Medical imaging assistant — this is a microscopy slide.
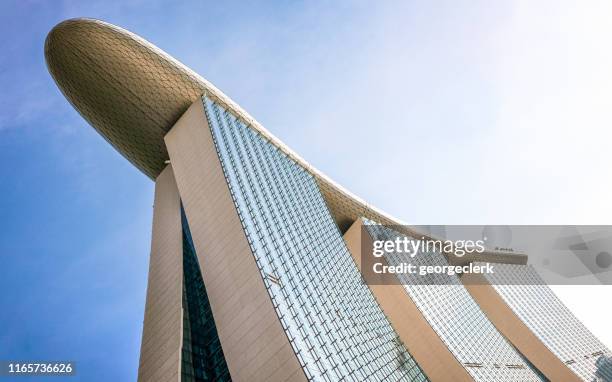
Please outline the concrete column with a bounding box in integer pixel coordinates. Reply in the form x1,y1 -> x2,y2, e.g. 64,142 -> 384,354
138,166 -> 183,382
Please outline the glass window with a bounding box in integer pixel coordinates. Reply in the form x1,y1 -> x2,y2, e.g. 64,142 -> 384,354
202,96 -> 427,382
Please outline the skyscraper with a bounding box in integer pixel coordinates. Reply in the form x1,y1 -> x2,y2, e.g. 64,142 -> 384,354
45,18 -> 611,382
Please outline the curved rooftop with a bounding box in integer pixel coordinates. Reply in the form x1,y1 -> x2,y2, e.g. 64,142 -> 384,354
44,18 -> 404,231
45,18 -> 234,178
44,18 -> 526,263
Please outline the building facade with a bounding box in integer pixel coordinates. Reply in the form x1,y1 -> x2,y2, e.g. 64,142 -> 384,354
45,18 -> 611,382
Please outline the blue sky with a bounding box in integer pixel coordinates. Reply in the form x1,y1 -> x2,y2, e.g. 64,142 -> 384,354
1,1 -> 611,381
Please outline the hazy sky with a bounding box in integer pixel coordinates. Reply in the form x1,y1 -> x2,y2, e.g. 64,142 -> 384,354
1,1 -> 611,380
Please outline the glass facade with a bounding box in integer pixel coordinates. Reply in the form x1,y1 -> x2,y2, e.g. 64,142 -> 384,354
202,96 -> 428,381
364,222 -> 545,382
181,207 -> 231,382
482,263 -> 612,382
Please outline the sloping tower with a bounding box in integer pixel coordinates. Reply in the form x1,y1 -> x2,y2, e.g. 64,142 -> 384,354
45,18 -> 611,382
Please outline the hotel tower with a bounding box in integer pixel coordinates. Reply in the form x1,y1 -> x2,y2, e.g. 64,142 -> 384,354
45,18 -> 611,382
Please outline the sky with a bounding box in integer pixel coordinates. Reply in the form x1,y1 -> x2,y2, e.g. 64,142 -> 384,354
1,0 -> 611,380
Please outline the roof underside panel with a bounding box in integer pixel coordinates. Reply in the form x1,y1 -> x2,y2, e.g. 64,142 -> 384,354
45,19 -> 205,178
44,18 -> 526,265
44,18 -> 414,230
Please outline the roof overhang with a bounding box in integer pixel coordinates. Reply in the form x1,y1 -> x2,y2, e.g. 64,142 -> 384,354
43,18 -> 405,229
45,18 -> 527,263
45,18 -> 237,178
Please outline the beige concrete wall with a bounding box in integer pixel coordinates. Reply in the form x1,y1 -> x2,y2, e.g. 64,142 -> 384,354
343,218 -> 472,382
463,274 -> 581,382
164,99 -> 305,382
137,165 -> 183,382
